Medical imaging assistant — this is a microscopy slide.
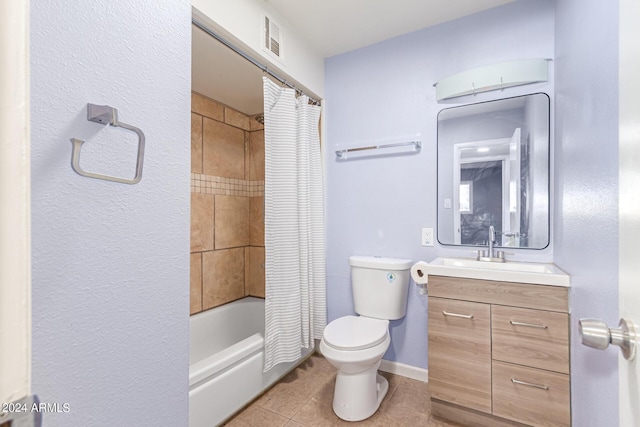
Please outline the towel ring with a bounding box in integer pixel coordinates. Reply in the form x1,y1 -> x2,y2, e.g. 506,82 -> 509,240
70,103 -> 145,185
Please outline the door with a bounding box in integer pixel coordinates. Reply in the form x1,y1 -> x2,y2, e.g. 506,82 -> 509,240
0,0 -> 32,420
507,128 -> 521,247
619,0 -> 640,424
453,138 -> 511,245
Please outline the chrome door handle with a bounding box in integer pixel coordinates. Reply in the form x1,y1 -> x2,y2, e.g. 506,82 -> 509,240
579,318 -> 637,360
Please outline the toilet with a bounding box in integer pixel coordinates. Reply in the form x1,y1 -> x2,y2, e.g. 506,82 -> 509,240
319,255 -> 412,421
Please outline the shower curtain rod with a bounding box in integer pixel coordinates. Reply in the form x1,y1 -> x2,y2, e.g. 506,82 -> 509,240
192,18 -> 321,106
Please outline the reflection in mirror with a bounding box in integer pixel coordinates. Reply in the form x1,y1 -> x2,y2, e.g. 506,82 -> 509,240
437,93 -> 550,249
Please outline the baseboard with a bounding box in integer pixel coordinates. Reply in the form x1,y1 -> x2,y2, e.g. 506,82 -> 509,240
379,359 -> 428,383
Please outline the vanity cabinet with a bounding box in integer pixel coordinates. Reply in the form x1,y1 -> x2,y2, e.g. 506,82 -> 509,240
428,275 -> 570,427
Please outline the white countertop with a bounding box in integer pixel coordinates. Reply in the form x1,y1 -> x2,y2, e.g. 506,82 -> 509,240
421,257 -> 571,287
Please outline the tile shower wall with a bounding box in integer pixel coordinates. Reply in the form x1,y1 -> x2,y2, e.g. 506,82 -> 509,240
190,91 -> 265,314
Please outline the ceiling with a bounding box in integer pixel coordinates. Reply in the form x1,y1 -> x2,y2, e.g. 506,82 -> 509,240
265,0 -> 513,58
192,0 -> 514,116
192,25 -> 266,116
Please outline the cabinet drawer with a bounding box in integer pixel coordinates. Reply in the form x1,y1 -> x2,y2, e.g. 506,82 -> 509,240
428,298 -> 491,414
493,361 -> 570,427
492,306 -> 569,374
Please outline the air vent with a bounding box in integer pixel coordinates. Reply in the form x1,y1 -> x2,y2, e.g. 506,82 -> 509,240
263,15 -> 282,59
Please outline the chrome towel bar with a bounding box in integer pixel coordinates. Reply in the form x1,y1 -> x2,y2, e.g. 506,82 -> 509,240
335,140 -> 421,159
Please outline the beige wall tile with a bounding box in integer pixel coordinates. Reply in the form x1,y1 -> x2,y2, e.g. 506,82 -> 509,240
247,130 -> 265,181
224,107 -> 251,131
202,248 -> 245,309
215,195 -> 249,249
191,193 -> 214,252
245,246 -> 265,298
203,118 -> 245,179
191,113 -> 203,174
190,253 -> 203,315
249,196 -> 264,246
244,132 -> 251,180
192,91 -> 224,121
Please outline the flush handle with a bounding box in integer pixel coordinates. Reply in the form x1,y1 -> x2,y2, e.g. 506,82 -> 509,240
579,317 -> 637,360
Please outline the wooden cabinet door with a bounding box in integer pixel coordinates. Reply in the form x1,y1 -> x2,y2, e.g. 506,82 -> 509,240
428,297 -> 491,413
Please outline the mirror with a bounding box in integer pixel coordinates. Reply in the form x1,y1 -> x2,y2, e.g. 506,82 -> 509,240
437,93 -> 550,249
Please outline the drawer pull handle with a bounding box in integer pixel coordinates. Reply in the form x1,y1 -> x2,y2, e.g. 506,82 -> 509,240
511,378 -> 549,390
510,320 -> 548,329
442,311 -> 474,319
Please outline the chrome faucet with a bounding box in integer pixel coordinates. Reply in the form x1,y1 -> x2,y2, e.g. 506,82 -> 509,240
477,225 -> 506,262
488,225 -> 496,257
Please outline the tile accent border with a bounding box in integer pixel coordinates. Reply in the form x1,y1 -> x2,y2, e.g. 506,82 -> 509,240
191,173 -> 264,197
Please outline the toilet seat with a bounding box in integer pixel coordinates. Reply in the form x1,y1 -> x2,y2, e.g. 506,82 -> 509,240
323,316 -> 389,351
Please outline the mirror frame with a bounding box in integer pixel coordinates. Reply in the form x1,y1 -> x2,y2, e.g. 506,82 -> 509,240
436,92 -> 550,250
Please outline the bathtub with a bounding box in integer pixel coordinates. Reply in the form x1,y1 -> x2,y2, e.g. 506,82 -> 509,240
189,297 -> 312,426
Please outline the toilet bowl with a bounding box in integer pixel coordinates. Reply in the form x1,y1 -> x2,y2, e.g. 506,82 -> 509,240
320,256 -> 412,422
319,315 -> 391,421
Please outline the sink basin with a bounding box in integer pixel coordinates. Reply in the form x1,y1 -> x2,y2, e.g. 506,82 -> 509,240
424,257 -> 570,286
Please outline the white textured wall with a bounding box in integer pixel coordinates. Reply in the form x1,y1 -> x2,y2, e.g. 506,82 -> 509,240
554,1 -> 620,425
30,1 -> 191,426
191,0 -> 325,98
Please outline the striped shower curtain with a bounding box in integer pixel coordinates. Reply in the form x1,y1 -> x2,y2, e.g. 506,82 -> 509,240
262,76 -> 326,372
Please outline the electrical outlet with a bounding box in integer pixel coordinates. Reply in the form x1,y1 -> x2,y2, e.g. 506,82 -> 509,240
421,228 -> 434,247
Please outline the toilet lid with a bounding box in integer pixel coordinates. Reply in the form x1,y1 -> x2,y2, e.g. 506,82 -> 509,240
323,316 -> 389,351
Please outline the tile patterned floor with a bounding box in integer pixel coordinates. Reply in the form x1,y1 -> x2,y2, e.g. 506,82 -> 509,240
223,353 -> 462,427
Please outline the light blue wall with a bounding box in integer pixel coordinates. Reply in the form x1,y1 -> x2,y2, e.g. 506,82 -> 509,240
324,1 -> 555,369
554,1 -> 620,425
30,1 -> 191,426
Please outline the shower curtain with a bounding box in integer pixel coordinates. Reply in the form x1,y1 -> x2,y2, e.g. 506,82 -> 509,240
262,76 -> 326,372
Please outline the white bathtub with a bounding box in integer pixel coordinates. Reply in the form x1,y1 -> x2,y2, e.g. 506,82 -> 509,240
189,297 -> 312,426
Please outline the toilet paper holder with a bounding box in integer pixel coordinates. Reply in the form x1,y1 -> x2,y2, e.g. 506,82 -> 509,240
410,261 -> 430,295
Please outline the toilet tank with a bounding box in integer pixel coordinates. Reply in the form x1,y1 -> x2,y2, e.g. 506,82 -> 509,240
349,256 -> 413,320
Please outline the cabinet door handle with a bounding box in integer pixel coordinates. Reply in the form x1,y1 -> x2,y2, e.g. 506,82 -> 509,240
442,311 -> 474,319
511,378 -> 549,390
510,320 -> 548,329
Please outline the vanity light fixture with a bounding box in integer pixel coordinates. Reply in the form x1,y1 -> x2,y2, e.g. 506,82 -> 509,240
434,58 -> 550,101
